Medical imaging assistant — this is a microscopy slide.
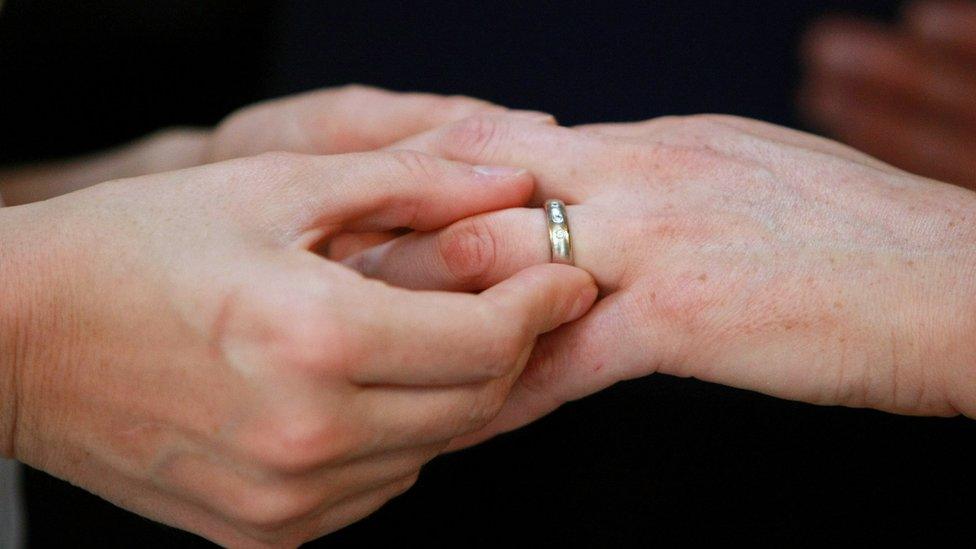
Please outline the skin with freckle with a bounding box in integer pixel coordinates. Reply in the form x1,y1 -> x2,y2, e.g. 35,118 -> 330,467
346,112 -> 976,448
3,81 -> 975,543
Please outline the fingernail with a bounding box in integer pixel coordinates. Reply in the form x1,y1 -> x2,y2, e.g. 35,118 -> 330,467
473,165 -> 527,177
509,110 -> 558,124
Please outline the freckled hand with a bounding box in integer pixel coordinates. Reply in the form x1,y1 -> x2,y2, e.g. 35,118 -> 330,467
346,113 -> 976,447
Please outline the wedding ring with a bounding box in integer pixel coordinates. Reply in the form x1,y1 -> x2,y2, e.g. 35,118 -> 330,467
544,199 -> 573,265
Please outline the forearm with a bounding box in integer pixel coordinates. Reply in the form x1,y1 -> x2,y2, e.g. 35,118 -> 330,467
0,128 -> 210,206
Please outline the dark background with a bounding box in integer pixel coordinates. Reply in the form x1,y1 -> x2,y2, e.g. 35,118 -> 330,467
2,0 -> 973,545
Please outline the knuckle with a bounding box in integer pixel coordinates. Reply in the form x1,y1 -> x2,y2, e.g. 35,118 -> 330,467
213,288 -> 362,382
436,217 -> 498,287
468,384 -> 509,429
392,472 -> 420,496
235,485 -> 319,535
330,84 -> 388,115
141,125 -> 217,164
254,415 -> 357,473
387,149 -> 441,187
475,351 -> 511,382
212,104 -> 255,140
303,85 -> 384,151
443,114 -> 507,159
439,94 -> 499,117
382,150 -> 445,226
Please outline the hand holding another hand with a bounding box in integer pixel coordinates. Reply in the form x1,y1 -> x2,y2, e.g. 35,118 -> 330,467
348,113 -> 976,446
5,79 -> 976,545
0,147 -> 595,546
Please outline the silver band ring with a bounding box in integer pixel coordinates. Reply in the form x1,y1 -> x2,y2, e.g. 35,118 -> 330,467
544,199 -> 573,265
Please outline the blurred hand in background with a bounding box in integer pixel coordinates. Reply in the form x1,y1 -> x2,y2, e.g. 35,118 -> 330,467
800,0 -> 976,189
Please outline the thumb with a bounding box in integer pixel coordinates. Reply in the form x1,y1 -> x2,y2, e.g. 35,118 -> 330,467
446,293 -> 647,451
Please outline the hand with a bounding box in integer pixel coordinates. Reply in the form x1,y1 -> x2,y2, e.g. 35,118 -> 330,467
0,85 -> 548,205
207,85 -> 551,261
0,149 -> 596,546
800,0 -> 976,189
346,113 -> 976,447
206,84 -> 550,160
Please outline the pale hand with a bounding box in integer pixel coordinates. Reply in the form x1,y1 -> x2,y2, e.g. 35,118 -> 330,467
348,113 -> 976,447
0,149 -> 596,546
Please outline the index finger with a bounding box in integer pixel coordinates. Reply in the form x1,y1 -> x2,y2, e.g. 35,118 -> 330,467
386,113 -> 610,203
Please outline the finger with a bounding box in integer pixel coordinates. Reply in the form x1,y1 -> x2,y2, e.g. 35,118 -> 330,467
210,85 -> 522,160
325,231 -> 400,260
386,113 -> 610,203
346,205 -> 626,293
801,18 -> 976,128
904,0 -> 976,57
800,74 -> 976,188
357,381 -> 519,449
248,150 -> 535,238
447,292 -> 668,450
344,263 -> 597,386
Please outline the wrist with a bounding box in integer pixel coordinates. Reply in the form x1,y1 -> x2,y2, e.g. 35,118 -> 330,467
940,259 -> 976,419
0,205 -> 30,458
0,202 -> 65,460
